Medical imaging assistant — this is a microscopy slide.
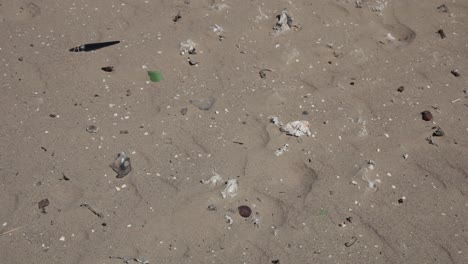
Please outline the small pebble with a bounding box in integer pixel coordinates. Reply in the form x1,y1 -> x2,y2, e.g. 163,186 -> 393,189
432,127 -> 445,137
238,205 -> 252,218
421,111 -> 433,121
207,204 -> 217,211
451,69 -> 460,77
397,86 -> 404,92
101,66 -> 114,72
86,125 -> 99,133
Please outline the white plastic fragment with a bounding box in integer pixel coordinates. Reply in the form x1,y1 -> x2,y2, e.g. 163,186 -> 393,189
179,39 -> 197,55
221,179 -> 238,199
403,153 -> 409,159
280,121 -> 311,137
201,170 -> 223,186
275,144 -> 289,156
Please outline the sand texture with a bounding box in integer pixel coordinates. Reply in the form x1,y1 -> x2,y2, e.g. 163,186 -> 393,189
1,0 -> 467,263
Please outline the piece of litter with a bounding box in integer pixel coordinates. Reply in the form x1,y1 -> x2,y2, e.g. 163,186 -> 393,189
110,152 -> 132,178
221,179 -> 238,199
59,236 -> 65,241
403,154 -> 409,159
275,144 -> 289,156
201,170 -> 223,186
179,39 -> 197,55
280,121 -> 311,137
147,71 -> 163,82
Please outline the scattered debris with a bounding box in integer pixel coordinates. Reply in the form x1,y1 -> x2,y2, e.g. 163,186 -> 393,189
201,170 -> 223,186
426,137 -> 438,147
207,204 -> 217,211
61,173 -> 70,181
180,108 -> 188,115
38,199 -> 50,214
210,24 -> 224,35
273,10 -> 293,35
421,111 -> 433,121
272,260 -> 280,264
179,39 -> 197,55
49,114 -> 57,118
80,203 -> 103,218
86,125 -> 98,133
191,97 -> 215,110
280,121 -> 312,137
209,3 -> 229,11
109,256 -> 149,264
238,205 -> 252,218
274,144 -> 289,156
110,152 -> 132,178
302,111 -> 309,115
437,4 -> 449,13
101,66 -> 114,72
252,216 -> 261,227
436,29 -> 446,39
432,127 -> 445,137
120,130 -> 129,134
0,226 -> 25,237
357,160 -> 379,192
269,116 -> 283,126
221,179 -> 238,199
451,98 -> 461,103
451,69 -> 460,77
403,153 -> 409,159
397,86 -> 405,92
147,71 -> 163,82
187,57 -> 199,66
345,236 -> 358,247
225,215 -> 233,224
69,41 -> 120,52
398,198 -> 404,204
259,68 -> 272,78
173,11 -> 181,22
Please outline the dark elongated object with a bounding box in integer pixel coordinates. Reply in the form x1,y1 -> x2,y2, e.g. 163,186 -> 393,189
69,41 -> 120,52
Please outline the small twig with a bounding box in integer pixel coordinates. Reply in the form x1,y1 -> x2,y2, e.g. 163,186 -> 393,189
80,203 -> 104,218
0,226 -> 25,237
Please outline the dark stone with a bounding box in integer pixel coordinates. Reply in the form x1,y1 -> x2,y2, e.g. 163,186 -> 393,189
238,205 -> 252,218
421,111 -> 433,121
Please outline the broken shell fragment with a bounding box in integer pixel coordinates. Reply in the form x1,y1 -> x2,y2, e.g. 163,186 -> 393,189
221,179 -> 238,199
280,121 -> 311,137
110,152 -> 132,178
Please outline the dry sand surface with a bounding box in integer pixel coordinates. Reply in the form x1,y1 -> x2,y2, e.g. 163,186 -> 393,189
1,0 -> 468,263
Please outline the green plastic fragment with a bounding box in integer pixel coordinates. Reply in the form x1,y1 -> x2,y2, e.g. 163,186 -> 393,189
147,71 -> 163,82
319,209 -> 328,216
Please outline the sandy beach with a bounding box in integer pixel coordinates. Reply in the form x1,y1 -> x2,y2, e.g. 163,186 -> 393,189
1,0 -> 467,263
